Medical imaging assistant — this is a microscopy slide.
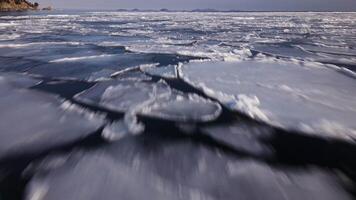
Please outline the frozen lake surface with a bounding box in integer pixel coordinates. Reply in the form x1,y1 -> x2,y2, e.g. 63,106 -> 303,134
0,11 -> 356,200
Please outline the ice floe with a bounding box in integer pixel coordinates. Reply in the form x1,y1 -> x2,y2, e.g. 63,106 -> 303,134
75,80 -> 222,124
179,60 -> 356,140
0,74 -> 103,160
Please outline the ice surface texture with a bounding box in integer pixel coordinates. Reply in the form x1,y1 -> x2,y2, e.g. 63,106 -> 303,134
26,136 -> 352,200
180,60 -> 356,140
1,12 -> 356,79
0,73 -> 103,160
75,80 -> 222,123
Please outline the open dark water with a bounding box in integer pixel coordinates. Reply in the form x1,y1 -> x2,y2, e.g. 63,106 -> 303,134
0,11 -> 356,200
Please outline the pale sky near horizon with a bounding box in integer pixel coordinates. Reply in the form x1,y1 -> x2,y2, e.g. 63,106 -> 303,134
36,0 -> 356,11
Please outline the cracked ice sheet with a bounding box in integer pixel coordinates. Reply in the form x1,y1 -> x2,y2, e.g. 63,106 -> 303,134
74,80 -> 221,123
0,74 -> 103,160
25,137 -> 351,200
179,60 -> 356,140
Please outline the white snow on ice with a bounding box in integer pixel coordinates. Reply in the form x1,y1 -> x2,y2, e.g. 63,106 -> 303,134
179,60 -> 356,140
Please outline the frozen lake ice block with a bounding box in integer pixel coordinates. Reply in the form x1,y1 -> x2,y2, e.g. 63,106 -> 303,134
179,60 -> 356,140
75,80 -> 222,122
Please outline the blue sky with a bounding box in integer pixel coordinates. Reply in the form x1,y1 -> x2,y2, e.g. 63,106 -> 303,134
36,0 -> 356,11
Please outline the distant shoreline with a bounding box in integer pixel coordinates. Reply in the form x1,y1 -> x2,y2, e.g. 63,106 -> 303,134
48,8 -> 356,13
2,7 -> 356,13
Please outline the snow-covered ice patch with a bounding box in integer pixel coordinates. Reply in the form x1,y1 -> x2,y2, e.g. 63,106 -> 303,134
179,60 -> 356,140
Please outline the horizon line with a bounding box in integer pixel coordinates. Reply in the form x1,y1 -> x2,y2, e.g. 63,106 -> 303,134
42,8 -> 356,13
